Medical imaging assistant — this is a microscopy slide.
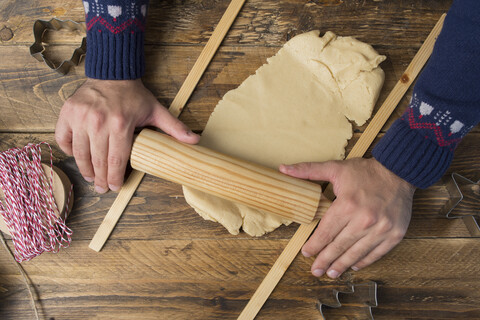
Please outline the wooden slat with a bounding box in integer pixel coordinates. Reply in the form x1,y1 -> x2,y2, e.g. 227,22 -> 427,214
168,0 -> 246,117
238,14 -> 447,320
1,239 -> 480,319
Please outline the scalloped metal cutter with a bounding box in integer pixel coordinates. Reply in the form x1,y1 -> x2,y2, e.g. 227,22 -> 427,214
30,18 -> 86,75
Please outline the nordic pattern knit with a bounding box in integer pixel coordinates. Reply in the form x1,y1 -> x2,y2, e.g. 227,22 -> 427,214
83,1 -> 480,189
372,0 -> 480,188
83,0 -> 149,79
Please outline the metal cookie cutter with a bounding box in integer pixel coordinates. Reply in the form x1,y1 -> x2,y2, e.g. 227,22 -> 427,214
440,173 -> 480,236
318,281 -> 378,319
30,18 -> 86,75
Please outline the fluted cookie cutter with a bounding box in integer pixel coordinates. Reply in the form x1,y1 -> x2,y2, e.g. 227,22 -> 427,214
30,18 -> 86,75
440,173 -> 480,236
317,281 -> 378,319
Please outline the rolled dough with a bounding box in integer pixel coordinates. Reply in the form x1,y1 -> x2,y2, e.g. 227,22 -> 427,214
183,31 -> 386,236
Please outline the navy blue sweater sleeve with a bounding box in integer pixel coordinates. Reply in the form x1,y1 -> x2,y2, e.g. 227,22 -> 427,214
373,0 -> 480,189
83,0 -> 148,79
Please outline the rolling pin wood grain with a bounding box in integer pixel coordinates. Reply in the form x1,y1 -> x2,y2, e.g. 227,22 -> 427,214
130,129 -> 331,225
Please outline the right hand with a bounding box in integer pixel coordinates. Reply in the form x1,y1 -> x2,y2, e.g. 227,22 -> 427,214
55,78 -> 200,193
280,158 -> 415,278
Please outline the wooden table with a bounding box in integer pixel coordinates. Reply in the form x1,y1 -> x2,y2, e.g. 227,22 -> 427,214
1,1 -> 479,319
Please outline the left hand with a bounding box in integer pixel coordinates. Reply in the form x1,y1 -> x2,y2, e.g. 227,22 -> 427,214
55,78 -> 199,193
279,158 -> 416,279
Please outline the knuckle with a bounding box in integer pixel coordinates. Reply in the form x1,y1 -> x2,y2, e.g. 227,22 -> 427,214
110,114 -> 128,133
391,228 -> 406,243
91,156 -> 108,169
318,233 -> 335,247
330,241 -> 347,254
351,246 -> 371,263
108,154 -> 125,168
78,167 -> 93,178
302,162 -> 313,171
359,210 -> 378,229
308,229 -> 334,252
378,219 -> 394,234
55,133 -> 70,146
73,148 -> 90,161
89,110 -> 106,131
342,197 -> 359,213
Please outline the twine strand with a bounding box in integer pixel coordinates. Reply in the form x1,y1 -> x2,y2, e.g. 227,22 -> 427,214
0,142 -> 73,262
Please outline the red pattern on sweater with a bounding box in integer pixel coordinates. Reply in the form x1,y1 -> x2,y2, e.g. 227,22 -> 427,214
406,108 -> 461,148
87,16 -> 145,33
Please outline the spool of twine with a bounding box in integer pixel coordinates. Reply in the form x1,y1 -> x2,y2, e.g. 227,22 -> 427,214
0,142 -> 73,262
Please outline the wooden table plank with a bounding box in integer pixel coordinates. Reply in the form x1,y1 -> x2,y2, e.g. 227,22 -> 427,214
1,239 -> 479,319
2,43 -> 478,133
1,0 -> 451,47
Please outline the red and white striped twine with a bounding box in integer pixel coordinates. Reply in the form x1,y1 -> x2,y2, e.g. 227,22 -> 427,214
0,142 -> 73,262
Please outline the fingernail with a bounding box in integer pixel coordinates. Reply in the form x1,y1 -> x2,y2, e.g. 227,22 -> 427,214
84,176 -> 94,183
109,184 -> 120,192
95,185 -> 107,194
351,266 -> 359,271
327,269 -> 339,279
312,269 -> 324,277
280,164 -> 292,173
302,250 -> 311,258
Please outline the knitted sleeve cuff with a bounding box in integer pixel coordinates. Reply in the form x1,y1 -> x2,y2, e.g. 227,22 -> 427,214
83,0 -> 148,80
372,119 -> 453,189
372,0 -> 480,189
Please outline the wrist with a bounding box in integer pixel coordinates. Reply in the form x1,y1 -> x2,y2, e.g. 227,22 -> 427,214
368,157 -> 416,195
85,77 -> 142,88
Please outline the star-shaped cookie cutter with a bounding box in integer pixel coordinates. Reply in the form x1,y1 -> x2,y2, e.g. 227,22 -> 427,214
317,281 -> 378,319
29,18 -> 86,75
440,173 -> 480,236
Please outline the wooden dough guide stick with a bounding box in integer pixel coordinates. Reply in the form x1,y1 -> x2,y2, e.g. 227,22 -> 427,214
237,13 -> 446,320
89,0 -> 247,252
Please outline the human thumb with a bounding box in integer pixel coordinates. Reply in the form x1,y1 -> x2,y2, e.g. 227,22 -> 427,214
279,161 -> 338,183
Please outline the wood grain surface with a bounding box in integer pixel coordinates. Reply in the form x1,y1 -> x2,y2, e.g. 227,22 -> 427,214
1,0 -> 479,319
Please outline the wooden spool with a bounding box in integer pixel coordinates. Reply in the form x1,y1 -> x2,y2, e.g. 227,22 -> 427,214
0,164 -> 73,235
131,129 -> 332,225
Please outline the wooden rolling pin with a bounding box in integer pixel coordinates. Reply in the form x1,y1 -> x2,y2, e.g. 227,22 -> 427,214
130,129 -> 331,225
